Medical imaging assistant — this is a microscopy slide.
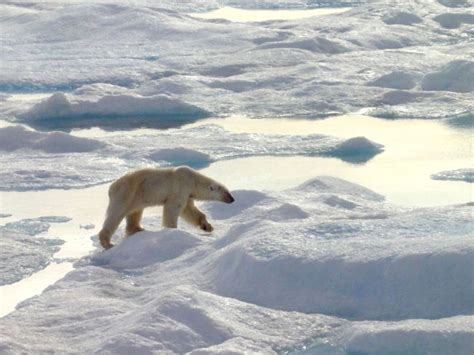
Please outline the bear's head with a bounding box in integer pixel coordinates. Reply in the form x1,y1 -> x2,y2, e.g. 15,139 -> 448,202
208,182 -> 235,204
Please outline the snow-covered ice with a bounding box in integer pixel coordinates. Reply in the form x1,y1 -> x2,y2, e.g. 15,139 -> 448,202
0,227 -> 64,285
0,123 -> 383,191
80,223 -> 96,230
0,125 -> 105,153
432,168 -> 474,183
0,177 -> 472,353
1,0 -> 473,122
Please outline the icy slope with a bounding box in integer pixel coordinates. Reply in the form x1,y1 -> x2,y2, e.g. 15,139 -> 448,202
1,0 -> 473,124
0,124 -> 383,191
0,177 -> 472,353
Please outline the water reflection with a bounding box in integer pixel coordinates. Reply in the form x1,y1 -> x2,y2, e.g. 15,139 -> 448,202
196,115 -> 472,207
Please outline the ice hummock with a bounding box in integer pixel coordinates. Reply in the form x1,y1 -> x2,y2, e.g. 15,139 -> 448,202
0,177 -> 472,353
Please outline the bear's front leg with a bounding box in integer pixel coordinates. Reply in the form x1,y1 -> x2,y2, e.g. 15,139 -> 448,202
181,199 -> 214,232
199,219 -> 214,232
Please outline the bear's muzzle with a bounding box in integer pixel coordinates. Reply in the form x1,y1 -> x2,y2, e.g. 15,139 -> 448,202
224,192 -> 235,204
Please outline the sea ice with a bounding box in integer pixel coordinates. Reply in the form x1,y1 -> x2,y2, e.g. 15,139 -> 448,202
2,216 -> 71,236
0,126 -> 105,153
0,228 -> 64,285
0,177 -> 471,353
0,124 -> 383,191
80,223 -> 95,230
432,168 -> 474,183
1,0 -> 472,122
18,93 -> 210,130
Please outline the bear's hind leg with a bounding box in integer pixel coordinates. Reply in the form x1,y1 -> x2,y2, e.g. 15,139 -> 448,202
126,209 -> 144,237
181,199 -> 213,232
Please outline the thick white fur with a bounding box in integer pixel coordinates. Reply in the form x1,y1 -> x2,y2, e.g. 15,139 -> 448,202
98,166 -> 233,249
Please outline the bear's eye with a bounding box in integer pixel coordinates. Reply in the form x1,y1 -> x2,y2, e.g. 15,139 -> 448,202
210,185 -> 215,191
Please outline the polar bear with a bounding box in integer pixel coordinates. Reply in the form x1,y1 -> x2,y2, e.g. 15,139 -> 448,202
98,166 -> 234,249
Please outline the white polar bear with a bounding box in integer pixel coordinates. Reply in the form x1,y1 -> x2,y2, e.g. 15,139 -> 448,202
98,166 -> 234,249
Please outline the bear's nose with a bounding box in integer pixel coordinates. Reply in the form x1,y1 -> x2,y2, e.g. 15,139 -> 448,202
226,193 -> 235,204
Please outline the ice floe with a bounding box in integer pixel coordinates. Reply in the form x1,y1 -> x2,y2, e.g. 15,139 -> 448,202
0,228 -> 64,285
432,168 -> 474,183
0,124 -> 384,191
0,177 -> 472,353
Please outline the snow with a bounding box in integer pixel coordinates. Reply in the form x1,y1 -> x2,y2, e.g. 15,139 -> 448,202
0,124 -> 384,191
80,223 -> 95,230
382,11 -> 423,25
433,12 -> 474,28
1,0 -> 472,121
445,112 -> 474,128
432,168 -> 474,183
336,316 -> 474,354
0,177 -> 472,353
421,60 -> 474,93
367,71 -> 418,90
18,93 -> 210,129
149,148 -> 213,169
2,216 -> 71,236
325,136 -> 384,163
0,125 -> 105,153
0,227 -> 64,285
91,229 -> 202,269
